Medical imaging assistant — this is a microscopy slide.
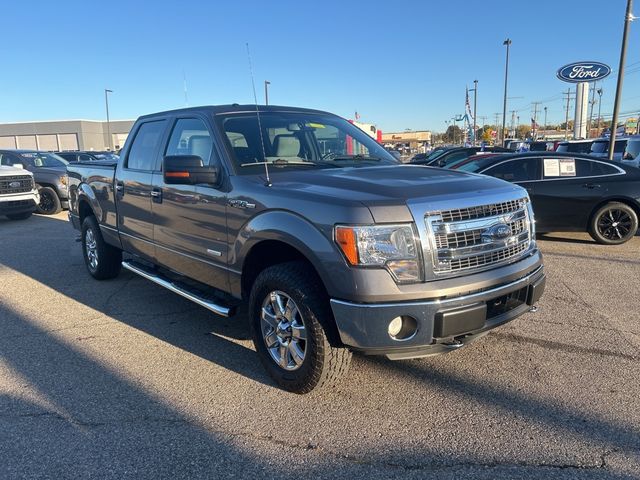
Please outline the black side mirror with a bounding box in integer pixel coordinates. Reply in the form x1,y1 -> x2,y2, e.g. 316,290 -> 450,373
163,155 -> 218,185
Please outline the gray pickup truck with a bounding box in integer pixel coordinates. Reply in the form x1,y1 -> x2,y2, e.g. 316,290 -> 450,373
67,105 -> 545,393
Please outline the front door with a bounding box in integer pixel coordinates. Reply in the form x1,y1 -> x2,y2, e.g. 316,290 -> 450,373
115,119 -> 168,260
151,116 -> 229,291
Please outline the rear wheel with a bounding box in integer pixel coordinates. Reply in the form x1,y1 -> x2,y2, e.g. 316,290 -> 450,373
249,261 -> 351,394
37,186 -> 62,215
6,211 -> 32,220
81,215 -> 122,279
589,202 -> 638,245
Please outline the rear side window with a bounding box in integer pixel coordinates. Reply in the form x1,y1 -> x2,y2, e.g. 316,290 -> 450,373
79,154 -> 93,162
591,140 -> 626,154
624,139 -> 640,160
165,118 -> 215,165
575,159 -> 620,177
484,158 -> 541,182
126,120 -> 166,170
441,151 -> 470,165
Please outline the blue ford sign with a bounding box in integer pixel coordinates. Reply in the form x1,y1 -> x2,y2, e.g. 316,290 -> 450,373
557,61 -> 611,83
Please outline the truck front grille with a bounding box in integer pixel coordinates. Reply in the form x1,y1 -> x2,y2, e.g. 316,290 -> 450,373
425,197 -> 533,277
0,175 -> 34,195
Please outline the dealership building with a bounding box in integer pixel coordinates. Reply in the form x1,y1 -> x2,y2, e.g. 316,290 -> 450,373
381,130 -> 432,152
0,119 -> 135,152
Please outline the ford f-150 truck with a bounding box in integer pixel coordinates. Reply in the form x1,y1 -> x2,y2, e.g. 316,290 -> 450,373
0,164 -> 39,220
67,105 -> 545,393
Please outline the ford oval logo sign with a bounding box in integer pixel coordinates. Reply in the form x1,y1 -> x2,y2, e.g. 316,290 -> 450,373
9,181 -> 21,188
482,224 -> 512,243
557,61 -> 611,83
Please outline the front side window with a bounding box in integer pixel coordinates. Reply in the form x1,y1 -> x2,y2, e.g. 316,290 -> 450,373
216,111 -> 396,174
484,158 -> 541,182
624,139 -> 640,160
165,118 -> 215,165
126,120 -> 166,170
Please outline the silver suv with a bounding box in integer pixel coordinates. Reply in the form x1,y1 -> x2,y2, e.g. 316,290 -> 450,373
621,135 -> 640,168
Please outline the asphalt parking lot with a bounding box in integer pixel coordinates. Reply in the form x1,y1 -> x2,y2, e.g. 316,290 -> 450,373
1,212 -> 638,479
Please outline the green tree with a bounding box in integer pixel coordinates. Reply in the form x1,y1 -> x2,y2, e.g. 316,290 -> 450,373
442,125 -> 463,144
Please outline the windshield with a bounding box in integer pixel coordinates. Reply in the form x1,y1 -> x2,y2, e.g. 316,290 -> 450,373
216,111 -> 397,173
19,152 -> 68,168
426,148 -> 447,161
454,156 -> 501,173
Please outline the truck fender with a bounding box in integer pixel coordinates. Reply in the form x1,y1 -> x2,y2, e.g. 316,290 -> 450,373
77,183 -> 105,224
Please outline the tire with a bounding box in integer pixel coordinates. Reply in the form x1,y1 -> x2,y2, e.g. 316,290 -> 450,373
589,202 -> 638,245
6,211 -> 32,220
249,261 -> 351,394
81,215 -> 122,279
37,186 -> 62,215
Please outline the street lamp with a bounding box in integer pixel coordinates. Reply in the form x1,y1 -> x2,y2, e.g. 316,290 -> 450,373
264,80 -> 271,105
470,80 -> 478,145
543,106 -> 548,137
501,38 -> 511,147
596,88 -> 603,136
104,89 -> 113,151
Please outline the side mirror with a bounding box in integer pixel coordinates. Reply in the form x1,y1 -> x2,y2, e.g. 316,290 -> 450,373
163,155 -> 218,185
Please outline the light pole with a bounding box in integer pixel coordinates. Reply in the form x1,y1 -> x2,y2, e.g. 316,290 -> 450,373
264,80 -> 271,105
471,79 -> 478,145
543,106 -> 547,138
596,88 -> 603,136
501,38 -> 511,147
609,0 -> 634,160
104,89 -> 113,151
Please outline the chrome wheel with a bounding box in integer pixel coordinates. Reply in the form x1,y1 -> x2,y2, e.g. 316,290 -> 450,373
85,228 -> 98,270
260,291 -> 307,371
597,208 -> 633,241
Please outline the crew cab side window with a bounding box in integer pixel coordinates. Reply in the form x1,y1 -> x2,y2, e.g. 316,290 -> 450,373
126,120 -> 166,171
165,118 -> 218,166
575,159 -> 620,177
0,153 -> 23,167
484,158 -> 541,182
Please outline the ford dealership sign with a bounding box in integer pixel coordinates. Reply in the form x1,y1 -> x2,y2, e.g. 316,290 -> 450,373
557,62 -> 611,83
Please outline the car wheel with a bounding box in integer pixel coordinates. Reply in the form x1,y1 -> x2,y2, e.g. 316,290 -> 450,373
81,215 -> 122,279
37,186 -> 62,215
589,202 -> 638,245
249,261 -> 351,394
6,212 -> 32,220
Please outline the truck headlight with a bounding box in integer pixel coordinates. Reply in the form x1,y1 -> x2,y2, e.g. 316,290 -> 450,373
335,224 -> 421,283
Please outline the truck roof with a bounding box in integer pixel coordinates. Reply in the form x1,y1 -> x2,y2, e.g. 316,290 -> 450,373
136,104 -> 333,120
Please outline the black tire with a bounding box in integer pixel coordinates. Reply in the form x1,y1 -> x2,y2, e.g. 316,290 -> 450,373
588,202 -> 638,245
249,261 -> 351,394
81,215 -> 122,279
37,186 -> 62,215
6,211 -> 32,220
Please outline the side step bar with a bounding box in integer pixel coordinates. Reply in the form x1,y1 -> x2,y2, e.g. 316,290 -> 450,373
122,261 -> 234,317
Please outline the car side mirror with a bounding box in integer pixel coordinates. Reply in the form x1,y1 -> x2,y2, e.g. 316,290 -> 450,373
163,155 -> 218,185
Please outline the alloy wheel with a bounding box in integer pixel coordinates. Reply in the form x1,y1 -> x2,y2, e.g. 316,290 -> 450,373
260,291 -> 307,371
597,208 -> 633,241
85,228 -> 99,270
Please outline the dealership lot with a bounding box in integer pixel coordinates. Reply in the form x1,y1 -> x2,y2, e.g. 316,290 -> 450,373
0,213 -> 638,479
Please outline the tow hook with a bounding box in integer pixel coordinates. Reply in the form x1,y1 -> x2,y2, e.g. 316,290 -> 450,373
529,305 -> 539,313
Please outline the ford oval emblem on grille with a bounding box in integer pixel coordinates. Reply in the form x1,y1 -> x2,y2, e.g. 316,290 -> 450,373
9,181 -> 21,188
482,223 -> 512,243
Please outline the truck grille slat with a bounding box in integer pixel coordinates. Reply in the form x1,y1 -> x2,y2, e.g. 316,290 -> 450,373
0,175 -> 34,195
425,197 -> 532,277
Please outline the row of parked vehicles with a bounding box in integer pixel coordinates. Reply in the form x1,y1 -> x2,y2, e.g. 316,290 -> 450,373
0,149 -> 119,219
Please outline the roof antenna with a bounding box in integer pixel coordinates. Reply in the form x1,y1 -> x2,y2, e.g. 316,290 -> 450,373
245,42 -> 271,186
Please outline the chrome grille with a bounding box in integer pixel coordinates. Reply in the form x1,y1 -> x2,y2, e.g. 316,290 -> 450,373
425,197 -> 532,277
0,175 -> 34,195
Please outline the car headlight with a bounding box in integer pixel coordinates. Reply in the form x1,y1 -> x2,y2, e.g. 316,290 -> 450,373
335,224 -> 422,283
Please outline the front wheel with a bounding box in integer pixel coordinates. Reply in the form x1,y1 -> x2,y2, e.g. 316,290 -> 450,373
37,186 -> 62,215
589,202 -> 638,245
249,261 -> 351,394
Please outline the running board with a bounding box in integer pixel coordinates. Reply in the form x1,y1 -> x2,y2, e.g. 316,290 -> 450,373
121,261 -> 234,317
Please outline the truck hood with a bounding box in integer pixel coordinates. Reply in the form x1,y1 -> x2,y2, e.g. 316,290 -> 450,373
0,165 -> 32,176
265,165 -> 525,222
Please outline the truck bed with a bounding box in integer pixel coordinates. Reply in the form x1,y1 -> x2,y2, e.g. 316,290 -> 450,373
67,161 -> 118,234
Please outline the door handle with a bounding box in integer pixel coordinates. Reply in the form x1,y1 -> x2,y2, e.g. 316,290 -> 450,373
115,181 -> 124,195
582,183 -> 601,189
151,188 -> 162,203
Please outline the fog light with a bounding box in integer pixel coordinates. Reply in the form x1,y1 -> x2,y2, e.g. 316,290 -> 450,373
388,316 -> 418,341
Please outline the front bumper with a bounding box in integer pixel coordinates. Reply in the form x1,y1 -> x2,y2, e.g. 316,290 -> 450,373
330,265 -> 545,359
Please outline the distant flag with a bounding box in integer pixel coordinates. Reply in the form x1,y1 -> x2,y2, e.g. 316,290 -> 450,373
465,86 -> 474,122
355,111 -> 361,120
531,118 -> 540,130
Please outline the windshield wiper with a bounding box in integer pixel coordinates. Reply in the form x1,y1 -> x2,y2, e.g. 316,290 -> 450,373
240,159 -> 317,167
323,154 -> 383,162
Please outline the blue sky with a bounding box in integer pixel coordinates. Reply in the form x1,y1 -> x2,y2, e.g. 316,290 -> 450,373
1,0 -> 638,132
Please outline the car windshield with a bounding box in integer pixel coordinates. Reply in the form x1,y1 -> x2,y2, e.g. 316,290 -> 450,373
454,156 -> 503,173
19,152 -> 68,168
426,148 -> 447,161
217,111 -> 398,173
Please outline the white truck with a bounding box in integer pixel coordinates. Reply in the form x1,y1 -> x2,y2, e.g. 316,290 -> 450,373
0,165 -> 39,220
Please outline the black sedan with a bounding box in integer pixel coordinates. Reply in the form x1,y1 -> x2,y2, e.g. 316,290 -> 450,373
413,146 -> 511,168
452,152 -> 640,245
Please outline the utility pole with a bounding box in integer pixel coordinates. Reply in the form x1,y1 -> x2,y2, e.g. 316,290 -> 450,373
494,112 -> 500,144
543,106 -> 548,138
531,102 -> 541,140
264,80 -> 271,105
501,39 -> 512,146
587,82 -> 597,138
563,89 -> 572,140
510,110 -> 516,138
472,79 -> 478,145
596,88 -> 603,136
104,89 -> 113,151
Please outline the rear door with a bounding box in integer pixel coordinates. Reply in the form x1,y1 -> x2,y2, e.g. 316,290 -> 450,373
115,119 -> 168,260
151,115 -> 229,289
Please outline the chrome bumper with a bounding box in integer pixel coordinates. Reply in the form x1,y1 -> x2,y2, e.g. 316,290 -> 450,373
330,265 -> 545,359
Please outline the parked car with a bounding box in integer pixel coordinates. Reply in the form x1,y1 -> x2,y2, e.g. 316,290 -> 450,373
57,151 -> 120,163
452,152 -> 640,244
590,138 -> 628,160
0,150 -> 69,215
444,153 -> 504,170
621,135 -> 640,169
410,146 -> 451,164
555,139 -> 594,154
414,146 -> 511,168
67,104 -> 545,393
0,164 -> 39,220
